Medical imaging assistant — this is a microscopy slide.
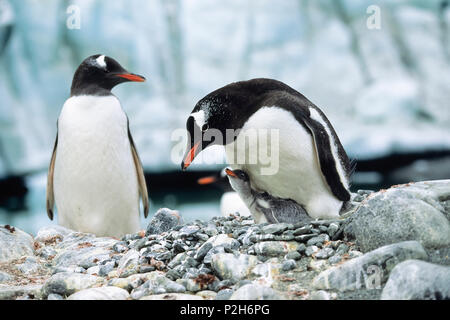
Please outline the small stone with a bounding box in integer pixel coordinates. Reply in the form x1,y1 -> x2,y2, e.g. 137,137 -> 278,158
168,252 -> 187,269
38,247 -> 57,260
328,255 -> 342,265
254,241 -> 299,257
146,208 -> 182,235
293,225 -> 312,236
140,293 -> 204,300
309,259 -> 329,272
305,246 -> 319,257
203,246 -> 226,265
275,234 -> 295,241
310,290 -> 331,300
0,225 -> 34,263
98,261 -> 115,276
206,234 -> 240,250
86,266 -> 100,275
132,238 -> 147,250
42,272 -> 103,298
336,243 -> 349,255
47,293 -> 64,300
139,265 -> 156,273
176,278 -> 202,292
67,287 -> 130,300
296,243 -> 307,254
196,290 -> 217,300
211,253 -> 258,281
194,242 -> 213,261
306,234 -> 330,246
117,249 -> 139,277
230,284 -> 284,300
315,247 -> 334,259
17,257 -> 40,274
35,225 -> 72,243
179,225 -> 201,237
294,234 -> 316,242
193,233 -> 209,242
215,288 -> 234,300
262,223 -> 289,235
285,251 -> 301,261
203,225 -> 219,237
327,223 -> 339,237
282,259 -> 297,271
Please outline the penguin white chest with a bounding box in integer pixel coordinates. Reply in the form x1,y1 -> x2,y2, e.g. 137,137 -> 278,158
225,107 -> 343,219
54,95 -> 140,237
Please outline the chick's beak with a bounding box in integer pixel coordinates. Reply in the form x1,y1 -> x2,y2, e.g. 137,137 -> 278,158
225,168 -> 237,177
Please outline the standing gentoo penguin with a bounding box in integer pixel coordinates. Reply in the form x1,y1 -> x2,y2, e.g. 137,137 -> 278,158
181,78 -> 353,220
224,168 -> 311,224
46,54 -> 149,237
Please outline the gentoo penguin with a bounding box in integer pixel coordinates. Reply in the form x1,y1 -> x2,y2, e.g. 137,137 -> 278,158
181,78 -> 353,220
224,168 -> 311,224
46,54 -> 149,238
197,169 -> 252,217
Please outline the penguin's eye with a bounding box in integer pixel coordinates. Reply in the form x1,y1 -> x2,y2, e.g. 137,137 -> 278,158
201,124 -> 209,132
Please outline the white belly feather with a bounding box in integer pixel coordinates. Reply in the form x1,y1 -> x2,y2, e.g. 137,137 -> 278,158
54,95 -> 140,237
225,107 -> 343,219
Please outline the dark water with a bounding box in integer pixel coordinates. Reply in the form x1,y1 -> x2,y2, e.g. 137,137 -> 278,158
1,154 -> 448,236
0,172 -> 223,236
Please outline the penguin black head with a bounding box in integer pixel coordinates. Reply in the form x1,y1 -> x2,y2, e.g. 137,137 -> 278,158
224,168 -> 252,195
224,168 -> 249,182
181,78 -> 296,170
70,54 -> 145,96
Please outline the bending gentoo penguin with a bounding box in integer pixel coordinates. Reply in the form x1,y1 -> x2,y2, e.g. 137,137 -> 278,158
181,78 -> 353,220
197,169 -> 252,217
46,54 -> 149,237
225,168 -> 311,224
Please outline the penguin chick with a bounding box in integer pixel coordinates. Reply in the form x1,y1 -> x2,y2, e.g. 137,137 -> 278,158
225,168 -> 311,224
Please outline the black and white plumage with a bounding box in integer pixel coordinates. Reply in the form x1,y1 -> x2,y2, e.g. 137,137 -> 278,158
46,54 -> 149,237
225,168 -> 311,224
182,78 -> 353,220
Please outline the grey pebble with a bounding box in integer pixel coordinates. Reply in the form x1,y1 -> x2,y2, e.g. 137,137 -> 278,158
285,251 -> 301,261
215,288 -> 234,300
315,247 -> 335,259
306,234 -> 330,246
282,259 -> 297,271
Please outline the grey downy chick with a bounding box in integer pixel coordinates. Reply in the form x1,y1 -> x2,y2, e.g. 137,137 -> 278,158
225,168 -> 312,224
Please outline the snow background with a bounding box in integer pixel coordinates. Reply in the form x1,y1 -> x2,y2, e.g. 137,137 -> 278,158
0,0 -> 449,176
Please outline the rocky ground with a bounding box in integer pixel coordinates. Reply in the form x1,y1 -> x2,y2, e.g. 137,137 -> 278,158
0,180 -> 449,300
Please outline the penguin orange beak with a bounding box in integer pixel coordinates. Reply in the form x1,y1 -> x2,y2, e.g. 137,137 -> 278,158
115,73 -> 146,82
182,141 -> 201,170
197,175 -> 217,185
225,168 -> 237,177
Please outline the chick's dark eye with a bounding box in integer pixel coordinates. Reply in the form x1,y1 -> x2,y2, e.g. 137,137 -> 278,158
202,124 -> 209,132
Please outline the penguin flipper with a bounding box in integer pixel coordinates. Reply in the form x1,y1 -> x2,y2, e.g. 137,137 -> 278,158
46,134 -> 58,220
299,113 -> 351,202
127,124 -> 149,218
